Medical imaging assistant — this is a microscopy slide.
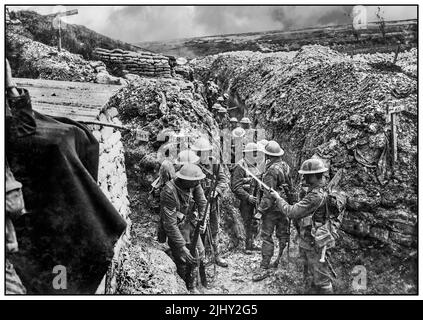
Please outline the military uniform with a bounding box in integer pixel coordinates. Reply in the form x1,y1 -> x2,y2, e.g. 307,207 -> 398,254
199,163 -> 228,261
150,160 -> 176,242
160,179 -> 207,289
231,159 -> 262,250
257,158 -> 294,268
274,181 -> 333,294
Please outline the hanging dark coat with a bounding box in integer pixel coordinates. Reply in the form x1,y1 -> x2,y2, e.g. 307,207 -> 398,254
6,88 -> 126,294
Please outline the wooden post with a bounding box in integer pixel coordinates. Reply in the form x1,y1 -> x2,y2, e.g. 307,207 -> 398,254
387,104 -> 406,165
58,18 -> 62,52
46,9 -> 78,52
391,112 -> 398,162
393,41 -> 401,65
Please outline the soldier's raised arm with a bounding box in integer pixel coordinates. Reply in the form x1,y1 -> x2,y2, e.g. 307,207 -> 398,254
270,187 -> 323,220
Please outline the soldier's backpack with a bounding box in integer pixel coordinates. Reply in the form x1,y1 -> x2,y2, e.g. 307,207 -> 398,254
312,187 -> 347,249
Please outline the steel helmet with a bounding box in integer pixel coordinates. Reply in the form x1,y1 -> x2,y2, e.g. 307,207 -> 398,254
232,127 -> 246,138
223,93 -> 229,99
217,96 -> 224,102
298,158 -> 328,175
212,103 -> 222,110
263,140 -> 284,156
240,117 -> 251,124
176,163 -> 206,181
175,149 -> 200,165
229,117 -> 238,123
218,107 -> 227,114
190,137 -> 213,152
243,142 -> 259,153
257,139 -> 269,151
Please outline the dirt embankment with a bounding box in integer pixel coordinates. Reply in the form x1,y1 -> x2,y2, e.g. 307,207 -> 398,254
189,45 -> 417,293
6,31 -> 124,85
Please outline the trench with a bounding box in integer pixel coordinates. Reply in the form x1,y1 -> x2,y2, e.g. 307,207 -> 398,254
114,48 -> 417,295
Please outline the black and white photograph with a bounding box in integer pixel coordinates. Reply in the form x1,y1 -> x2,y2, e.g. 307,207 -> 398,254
2,2 -> 419,300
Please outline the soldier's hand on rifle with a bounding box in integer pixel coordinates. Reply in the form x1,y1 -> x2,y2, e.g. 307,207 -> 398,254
248,195 -> 257,205
180,246 -> 196,264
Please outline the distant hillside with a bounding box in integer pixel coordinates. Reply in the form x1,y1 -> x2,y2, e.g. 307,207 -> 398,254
137,19 -> 417,59
7,10 -> 140,60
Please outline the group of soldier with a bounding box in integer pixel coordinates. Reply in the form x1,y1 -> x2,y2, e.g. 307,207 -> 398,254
150,107 -> 337,295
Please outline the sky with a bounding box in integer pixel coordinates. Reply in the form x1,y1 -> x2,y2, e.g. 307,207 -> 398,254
9,5 -> 418,43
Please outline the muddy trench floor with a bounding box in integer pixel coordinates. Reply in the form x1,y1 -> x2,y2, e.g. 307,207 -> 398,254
122,189 -> 417,295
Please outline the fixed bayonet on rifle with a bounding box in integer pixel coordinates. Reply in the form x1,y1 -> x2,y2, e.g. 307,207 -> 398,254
240,163 -> 274,193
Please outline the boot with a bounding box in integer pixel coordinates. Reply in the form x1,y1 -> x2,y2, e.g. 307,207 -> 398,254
215,255 -> 228,268
244,238 -> 253,255
213,243 -> 228,267
186,266 -> 201,294
270,242 -> 286,269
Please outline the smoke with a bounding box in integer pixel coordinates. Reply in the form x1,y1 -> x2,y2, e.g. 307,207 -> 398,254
9,5 -> 417,42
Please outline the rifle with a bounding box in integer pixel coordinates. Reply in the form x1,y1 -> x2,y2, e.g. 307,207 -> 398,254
241,161 -> 293,266
187,163 -> 220,283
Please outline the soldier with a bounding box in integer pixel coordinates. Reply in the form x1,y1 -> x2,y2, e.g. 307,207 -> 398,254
190,137 -> 229,267
257,139 -> 269,173
151,150 -> 200,242
205,80 -> 220,108
240,117 -> 252,130
269,158 -> 334,294
5,59 -> 28,294
230,127 -> 246,170
229,117 -> 238,131
160,163 -> 207,294
212,103 -> 222,118
252,141 -> 294,282
217,107 -> 229,129
231,142 -> 264,254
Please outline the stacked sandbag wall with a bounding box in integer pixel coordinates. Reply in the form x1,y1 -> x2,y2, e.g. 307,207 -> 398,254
87,107 -> 131,294
93,47 -> 172,78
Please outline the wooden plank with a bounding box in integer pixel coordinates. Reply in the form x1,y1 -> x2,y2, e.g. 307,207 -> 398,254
14,78 -> 122,122
32,103 -> 101,116
391,113 -> 398,163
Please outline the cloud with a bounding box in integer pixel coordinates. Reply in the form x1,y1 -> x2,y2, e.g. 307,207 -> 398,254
8,5 -> 417,43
